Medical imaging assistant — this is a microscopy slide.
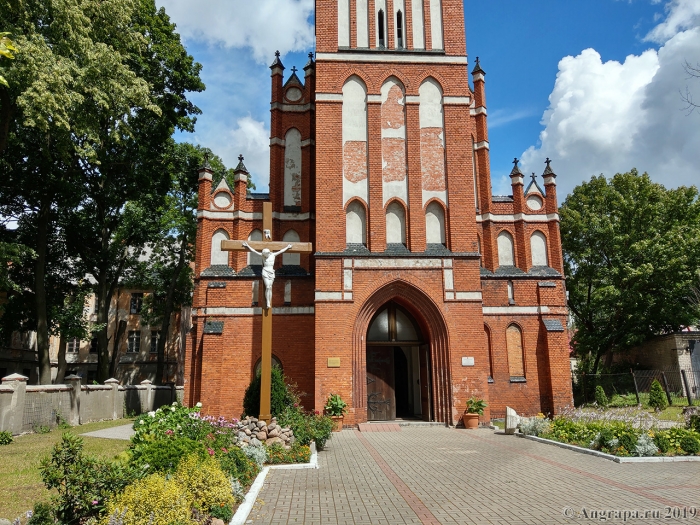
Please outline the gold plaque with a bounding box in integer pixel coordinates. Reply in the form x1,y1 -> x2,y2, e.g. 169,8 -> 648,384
327,357 -> 341,368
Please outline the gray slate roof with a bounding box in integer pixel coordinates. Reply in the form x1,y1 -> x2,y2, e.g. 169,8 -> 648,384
203,321 -> 224,334
543,319 -> 565,332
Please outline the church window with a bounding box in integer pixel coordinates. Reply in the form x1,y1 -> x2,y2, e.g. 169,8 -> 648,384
497,231 -> 515,267
530,231 -> 549,267
346,200 -> 367,245
396,11 -> 404,48
127,330 -> 141,354
368,302 -> 422,342
251,281 -> 259,306
472,138 -> 480,210
282,230 -> 301,265
425,201 -> 446,245
485,326 -> 494,382
248,229 -> 263,265
342,77 -> 368,206
506,324 -> 525,380
419,79 -> 446,203
507,281 -> 515,304
429,0 -> 443,50
284,128 -> 302,209
386,201 -> 406,245
210,229 -> 230,266
381,78 -> 407,205
378,9 -> 386,47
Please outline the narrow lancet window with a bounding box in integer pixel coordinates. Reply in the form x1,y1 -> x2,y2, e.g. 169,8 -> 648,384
397,11 -> 404,48
378,10 -> 386,48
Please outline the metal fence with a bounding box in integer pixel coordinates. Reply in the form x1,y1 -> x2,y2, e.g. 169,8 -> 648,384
575,369 -> 700,407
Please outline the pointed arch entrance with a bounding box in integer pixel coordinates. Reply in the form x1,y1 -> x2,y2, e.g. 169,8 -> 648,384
351,280 -> 452,424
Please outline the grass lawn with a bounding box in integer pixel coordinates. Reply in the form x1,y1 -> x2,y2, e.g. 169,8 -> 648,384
0,419 -> 134,521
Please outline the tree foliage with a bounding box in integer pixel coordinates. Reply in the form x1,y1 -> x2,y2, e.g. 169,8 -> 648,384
560,170 -> 700,373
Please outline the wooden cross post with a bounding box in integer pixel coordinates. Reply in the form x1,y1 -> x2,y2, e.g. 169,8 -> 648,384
221,202 -> 312,422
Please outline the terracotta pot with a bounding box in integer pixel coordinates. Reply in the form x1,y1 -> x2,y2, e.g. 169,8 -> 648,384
462,413 -> 480,429
331,415 -> 344,432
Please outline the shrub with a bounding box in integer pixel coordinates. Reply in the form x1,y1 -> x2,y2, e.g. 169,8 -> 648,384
324,394 -> 348,416
209,504 -> 234,522
218,447 -> 260,487
687,414 -> 700,433
278,406 -> 334,450
266,442 -> 312,464
634,433 -> 659,457
40,433 -> 139,523
594,385 -> 609,407
131,403 -> 209,446
130,437 -> 207,473
519,417 -> 551,437
102,473 -> 193,525
27,502 -> 54,525
648,380 -> 668,411
242,444 -> 268,468
173,454 -> 234,514
680,435 -> 700,455
653,432 -> 671,453
0,430 -> 13,445
616,431 -> 638,455
242,365 -> 295,418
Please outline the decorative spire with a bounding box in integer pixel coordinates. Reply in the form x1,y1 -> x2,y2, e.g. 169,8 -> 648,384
304,51 -> 315,71
234,154 -> 249,174
510,157 -> 523,176
471,56 -> 485,75
200,152 -> 212,171
270,50 -> 284,70
525,172 -> 546,195
543,157 -> 556,177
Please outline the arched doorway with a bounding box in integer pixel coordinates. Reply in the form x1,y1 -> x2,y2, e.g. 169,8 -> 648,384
365,301 -> 432,421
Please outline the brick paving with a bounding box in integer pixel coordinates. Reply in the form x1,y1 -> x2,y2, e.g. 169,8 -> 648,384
250,427 -> 700,525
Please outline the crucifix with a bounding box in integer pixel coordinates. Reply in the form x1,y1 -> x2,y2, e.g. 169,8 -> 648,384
221,200 -> 312,422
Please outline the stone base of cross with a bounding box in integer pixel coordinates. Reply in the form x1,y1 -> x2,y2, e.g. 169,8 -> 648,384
221,201 -> 312,422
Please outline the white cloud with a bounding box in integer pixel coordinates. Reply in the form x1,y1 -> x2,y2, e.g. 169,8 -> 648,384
521,2 -> 700,198
488,108 -> 538,129
645,0 -> 700,43
157,0 -> 315,63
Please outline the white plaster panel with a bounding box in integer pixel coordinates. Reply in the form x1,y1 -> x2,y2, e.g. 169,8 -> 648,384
429,0 -> 443,50
344,292 -> 353,300
252,281 -> 259,304
470,106 -> 487,116
386,202 -> 406,244
282,230 -> 301,265
248,229 -> 263,265
483,306 -> 550,315
285,87 -> 303,102
210,229 -> 229,266
445,291 -> 455,300
346,201 -> 367,244
455,292 -> 482,301
338,0 -> 350,47
383,180 -> 408,206
419,79 -> 443,129
531,231 -> 549,266
284,128 -> 302,208
270,102 -> 314,112
444,96 -> 471,105
422,190 -> 448,208
357,0 -> 369,47
201,307 -> 314,316
354,258 -> 442,268
405,95 -> 420,104
344,259 -> 353,268
343,80 -> 368,142
474,141 -> 490,150
270,137 -> 285,147
443,259 -> 452,267
344,181 -> 368,206
316,292 -> 344,301
473,72 -> 485,82
198,172 -> 212,181
425,201 -> 446,244
284,280 -> 292,304
198,210 -> 313,221
344,269 -> 353,290
497,231 -> 515,267
526,195 -> 543,210
476,212 -> 560,223
411,0 -> 425,49
213,192 -> 232,209
443,268 -> 454,290
316,93 -> 344,102
316,53 -> 466,64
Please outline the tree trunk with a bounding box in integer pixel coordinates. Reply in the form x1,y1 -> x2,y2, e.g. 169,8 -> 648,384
0,87 -> 15,155
155,236 -> 187,385
96,276 -> 111,383
35,200 -> 52,384
55,332 -> 67,384
110,319 -> 127,379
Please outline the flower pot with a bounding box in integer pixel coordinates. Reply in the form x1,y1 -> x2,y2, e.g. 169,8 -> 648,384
462,413 -> 480,429
331,415 -> 344,432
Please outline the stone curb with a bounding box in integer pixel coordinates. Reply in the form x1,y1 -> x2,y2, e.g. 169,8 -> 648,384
516,433 -> 700,463
229,441 -> 318,525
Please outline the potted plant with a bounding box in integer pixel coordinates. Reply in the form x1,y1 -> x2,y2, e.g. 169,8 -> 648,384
324,394 -> 347,432
463,396 -> 487,429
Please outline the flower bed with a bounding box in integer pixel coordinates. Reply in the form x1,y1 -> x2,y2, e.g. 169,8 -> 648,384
520,411 -> 700,458
20,401 -> 332,525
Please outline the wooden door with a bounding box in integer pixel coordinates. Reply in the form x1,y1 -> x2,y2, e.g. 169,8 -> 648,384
419,344 -> 431,421
366,346 -> 395,421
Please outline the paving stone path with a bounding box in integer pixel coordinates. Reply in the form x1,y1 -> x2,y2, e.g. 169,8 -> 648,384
250,427 -> 700,525
81,423 -> 135,441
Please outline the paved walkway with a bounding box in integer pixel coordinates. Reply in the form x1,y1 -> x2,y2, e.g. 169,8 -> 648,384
250,427 -> 700,525
81,423 -> 135,441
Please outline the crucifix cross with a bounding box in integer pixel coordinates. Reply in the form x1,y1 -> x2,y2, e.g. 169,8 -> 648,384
220,201 -> 312,422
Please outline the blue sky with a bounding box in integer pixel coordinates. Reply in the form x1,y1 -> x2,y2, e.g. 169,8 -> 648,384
159,0 -> 700,199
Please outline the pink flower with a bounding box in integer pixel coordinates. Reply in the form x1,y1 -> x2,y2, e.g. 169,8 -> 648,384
165,429 -> 173,435
207,448 -> 215,456
92,500 -> 99,505
314,410 -> 320,415
293,403 -> 298,408
221,447 -> 228,453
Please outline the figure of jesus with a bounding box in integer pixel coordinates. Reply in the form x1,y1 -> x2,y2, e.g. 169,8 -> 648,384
241,242 -> 293,309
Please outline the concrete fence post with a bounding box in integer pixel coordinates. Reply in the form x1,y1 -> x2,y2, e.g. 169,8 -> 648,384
2,373 -> 28,435
140,379 -> 153,413
105,378 -> 120,420
65,375 -> 82,426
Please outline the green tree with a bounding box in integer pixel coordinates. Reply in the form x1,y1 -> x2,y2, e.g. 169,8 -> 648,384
560,170 -> 700,374
0,0 -> 203,383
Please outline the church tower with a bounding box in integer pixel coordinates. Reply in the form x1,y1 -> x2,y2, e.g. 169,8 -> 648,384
185,1 -> 573,425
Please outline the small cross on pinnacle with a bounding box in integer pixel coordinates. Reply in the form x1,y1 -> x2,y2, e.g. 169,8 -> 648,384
238,154 -> 244,162
476,56 -> 480,65
291,66 -> 298,74
275,50 -> 280,58
512,158 -> 519,168
308,52 -> 314,60
531,173 -> 537,181
545,158 -> 551,168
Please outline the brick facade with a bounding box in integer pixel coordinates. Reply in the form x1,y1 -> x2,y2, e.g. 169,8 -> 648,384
185,0 -> 573,424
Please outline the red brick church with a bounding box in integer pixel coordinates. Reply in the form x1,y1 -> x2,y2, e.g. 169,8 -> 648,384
184,0 -> 573,425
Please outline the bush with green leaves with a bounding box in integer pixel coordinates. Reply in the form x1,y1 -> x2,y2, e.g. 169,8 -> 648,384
519,417 -> 551,437
680,434 -> 700,455
130,436 -> 207,473
687,414 -> 700,433
27,503 -> 54,525
266,442 -> 312,464
0,430 -> 13,445
278,405 -> 334,450
39,433 -> 140,523
218,446 -> 260,487
594,385 -> 609,407
242,365 -> 296,418
648,380 -> 668,411
634,433 -> 659,457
